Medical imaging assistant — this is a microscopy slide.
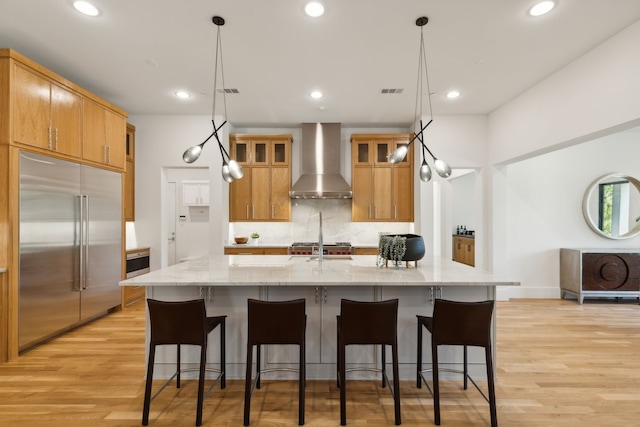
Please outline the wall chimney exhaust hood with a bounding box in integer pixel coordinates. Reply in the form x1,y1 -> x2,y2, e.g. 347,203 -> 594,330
289,123 -> 353,199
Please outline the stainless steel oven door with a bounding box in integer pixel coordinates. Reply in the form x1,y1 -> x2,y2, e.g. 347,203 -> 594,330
126,250 -> 150,278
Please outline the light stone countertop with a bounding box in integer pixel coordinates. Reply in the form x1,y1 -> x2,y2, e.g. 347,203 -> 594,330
119,254 -> 519,288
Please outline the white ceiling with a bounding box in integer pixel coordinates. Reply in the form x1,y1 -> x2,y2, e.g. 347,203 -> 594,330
1,0 -> 640,127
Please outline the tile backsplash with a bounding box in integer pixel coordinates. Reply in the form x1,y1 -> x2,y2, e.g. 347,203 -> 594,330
229,199 -> 412,246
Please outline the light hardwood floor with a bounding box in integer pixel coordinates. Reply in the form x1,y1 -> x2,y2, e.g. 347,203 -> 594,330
0,298 -> 639,426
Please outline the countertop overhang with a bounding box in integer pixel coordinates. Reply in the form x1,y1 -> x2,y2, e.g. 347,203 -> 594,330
119,255 -> 519,288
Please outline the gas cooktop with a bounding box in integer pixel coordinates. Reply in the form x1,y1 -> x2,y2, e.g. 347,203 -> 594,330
289,242 -> 353,255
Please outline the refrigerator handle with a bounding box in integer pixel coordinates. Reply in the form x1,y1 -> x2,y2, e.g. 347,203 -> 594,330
75,195 -> 83,292
83,195 -> 90,290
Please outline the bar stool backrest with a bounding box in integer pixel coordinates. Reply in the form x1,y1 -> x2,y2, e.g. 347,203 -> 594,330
432,299 -> 494,347
147,299 -> 207,346
247,298 -> 306,345
339,299 -> 398,345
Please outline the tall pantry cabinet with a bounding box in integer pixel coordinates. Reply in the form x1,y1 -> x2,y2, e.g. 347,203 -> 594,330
0,49 -> 128,362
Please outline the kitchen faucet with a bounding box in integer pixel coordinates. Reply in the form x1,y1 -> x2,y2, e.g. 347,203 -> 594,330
318,211 -> 323,263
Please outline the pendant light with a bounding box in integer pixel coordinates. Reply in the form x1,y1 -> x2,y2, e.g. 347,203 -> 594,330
389,16 -> 451,182
182,16 -> 243,183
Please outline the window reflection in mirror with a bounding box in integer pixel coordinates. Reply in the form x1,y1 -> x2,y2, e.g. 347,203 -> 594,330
583,174 -> 640,239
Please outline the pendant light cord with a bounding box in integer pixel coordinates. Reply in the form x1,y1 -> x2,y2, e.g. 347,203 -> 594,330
414,27 -> 433,133
212,25 -> 229,122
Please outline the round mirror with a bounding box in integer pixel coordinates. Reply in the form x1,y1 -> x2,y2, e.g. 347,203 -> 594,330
582,173 -> 640,239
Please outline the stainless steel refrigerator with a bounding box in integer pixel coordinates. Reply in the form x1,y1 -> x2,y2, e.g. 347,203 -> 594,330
19,151 -> 122,351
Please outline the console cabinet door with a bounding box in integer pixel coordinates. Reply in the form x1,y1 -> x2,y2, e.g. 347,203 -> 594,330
582,253 -> 640,291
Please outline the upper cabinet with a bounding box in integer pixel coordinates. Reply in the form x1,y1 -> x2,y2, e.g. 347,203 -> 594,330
12,64 -> 82,157
231,135 -> 291,167
1,49 -> 128,172
350,134 -> 414,222
82,99 -> 126,170
183,181 -> 210,206
124,123 -> 135,221
229,134 -> 292,221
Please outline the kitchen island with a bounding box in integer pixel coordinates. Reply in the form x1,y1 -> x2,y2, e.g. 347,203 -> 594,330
120,254 -> 518,380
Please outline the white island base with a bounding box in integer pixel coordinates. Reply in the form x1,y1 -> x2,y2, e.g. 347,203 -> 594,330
122,255 -> 519,381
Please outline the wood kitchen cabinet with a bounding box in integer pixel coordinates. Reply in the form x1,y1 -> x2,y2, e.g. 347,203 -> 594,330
453,235 -> 475,267
0,48 -> 128,362
12,64 -> 82,157
224,247 -> 288,255
82,98 -> 126,170
229,134 -> 292,221
351,134 -> 413,222
124,123 -> 135,221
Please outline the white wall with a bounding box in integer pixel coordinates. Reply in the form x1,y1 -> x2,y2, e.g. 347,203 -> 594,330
128,114 -> 228,269
500,130 -> 640,299
488,20 -> 640,165
488,19 -> 640,299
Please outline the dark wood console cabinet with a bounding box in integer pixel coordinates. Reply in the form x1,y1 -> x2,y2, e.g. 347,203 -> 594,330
560,248 -> 640,304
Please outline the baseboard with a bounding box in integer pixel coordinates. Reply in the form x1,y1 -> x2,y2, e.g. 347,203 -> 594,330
497,286 -> 560,300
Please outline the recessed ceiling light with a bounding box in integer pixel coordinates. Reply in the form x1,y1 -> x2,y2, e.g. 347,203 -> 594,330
175,91 -> 191,99
446,90 -> 460,99
529,1 -> 556,17
73,1 -> 100,17
310,91 -> 323,99
305,2 -> 325,17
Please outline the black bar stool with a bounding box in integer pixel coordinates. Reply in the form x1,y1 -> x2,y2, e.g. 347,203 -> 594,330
417,299 -> 497,427
142,299 -> 226,426
243,298 -> 306,426
337,298 -> 401,425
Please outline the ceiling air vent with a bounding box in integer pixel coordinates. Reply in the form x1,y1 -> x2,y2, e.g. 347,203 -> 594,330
217,88 -> 239,94
381,88 -> 403,94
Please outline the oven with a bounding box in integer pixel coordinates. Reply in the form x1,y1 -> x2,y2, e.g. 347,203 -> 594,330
288,242 -> 353,256
126,249 -> 150,278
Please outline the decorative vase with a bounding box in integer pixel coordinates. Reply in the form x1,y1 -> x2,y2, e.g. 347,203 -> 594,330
250,237 -> 259,246
379,233 -> 425,267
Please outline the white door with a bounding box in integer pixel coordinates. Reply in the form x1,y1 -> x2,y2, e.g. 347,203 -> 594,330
167,182 -> 177,266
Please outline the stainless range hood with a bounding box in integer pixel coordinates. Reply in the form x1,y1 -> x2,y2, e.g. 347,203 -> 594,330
289,123 -> 353,199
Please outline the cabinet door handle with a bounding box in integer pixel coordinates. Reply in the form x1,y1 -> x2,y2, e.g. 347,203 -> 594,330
252,205 -> 255,219
271,205 -> 275,219
107,145 -> 111,163
103,145 -> 107,163
368,205 -> 372,219
394,205 -> 397,219
246,205 -> 249,219
47,127 -> 52,150
55,128 -> 59,151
